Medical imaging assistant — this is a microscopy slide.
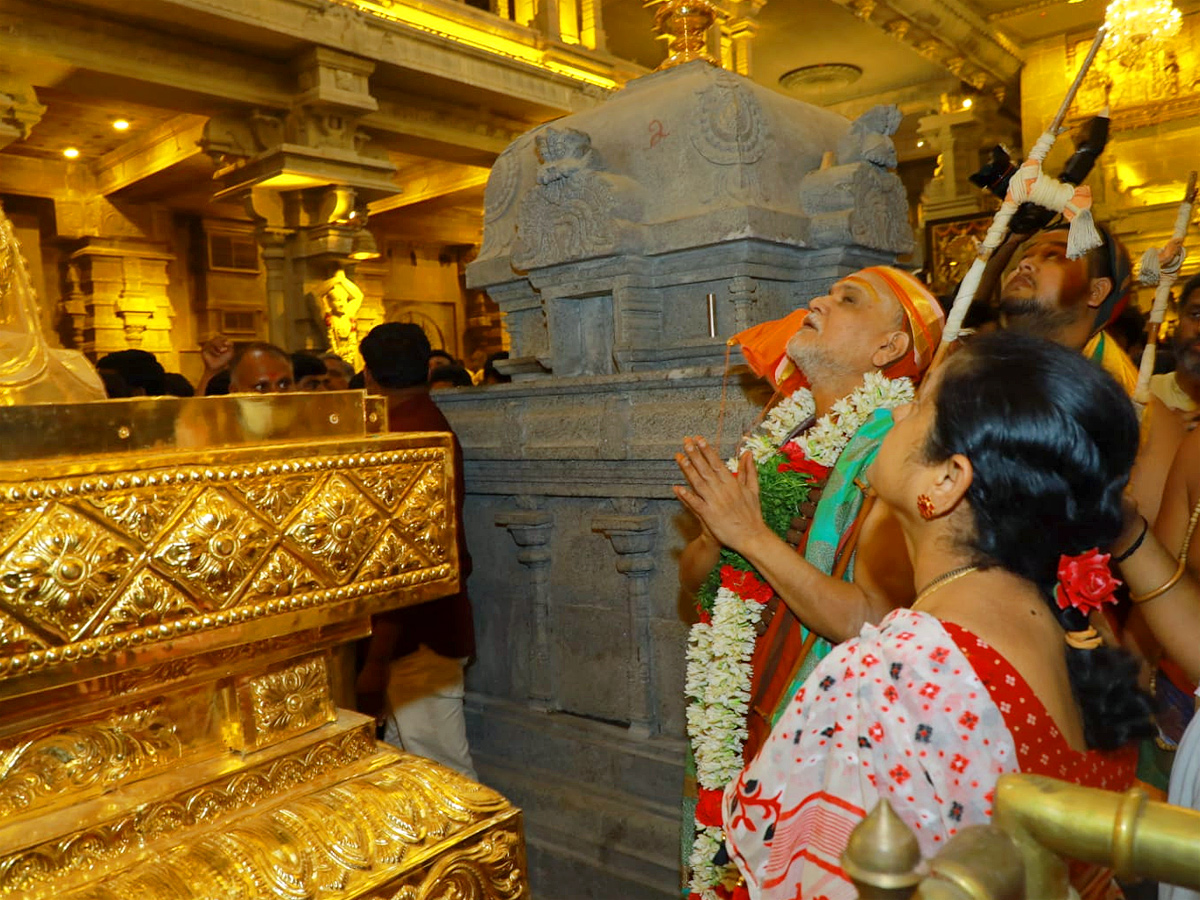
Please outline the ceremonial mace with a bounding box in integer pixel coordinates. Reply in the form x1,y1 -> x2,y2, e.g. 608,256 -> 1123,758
932,26 -> 1109,370
1134,171 -> 1198,405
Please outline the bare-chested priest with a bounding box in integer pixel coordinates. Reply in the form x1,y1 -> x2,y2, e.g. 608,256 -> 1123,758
675,267 -> 945,760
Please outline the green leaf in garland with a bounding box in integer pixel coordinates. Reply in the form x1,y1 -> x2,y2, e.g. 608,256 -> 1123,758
694,454 -> 815,618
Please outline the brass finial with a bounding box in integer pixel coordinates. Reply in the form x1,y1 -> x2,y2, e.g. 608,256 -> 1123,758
653,0 -> 718,70
841,800 -> 926,899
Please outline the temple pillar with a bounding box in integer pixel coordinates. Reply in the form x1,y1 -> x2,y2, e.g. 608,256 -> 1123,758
63,240 -> 176,362
257,227 -> 291,348
918,97 -> 1016,220
592,505 -> 658,738
495,504 -> 556,710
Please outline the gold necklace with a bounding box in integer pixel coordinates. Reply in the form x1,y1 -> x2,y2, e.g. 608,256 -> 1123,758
911,565 -> 981,611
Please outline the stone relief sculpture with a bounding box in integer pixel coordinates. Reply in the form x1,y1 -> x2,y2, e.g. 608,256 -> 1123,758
691,69 -> 770,203
512,127 -> 627,270
799,104 -> 914,253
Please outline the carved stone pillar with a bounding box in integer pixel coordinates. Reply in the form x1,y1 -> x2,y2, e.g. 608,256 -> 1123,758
592,504 -> 658,737
64,240 -> 175,363
257,227 -> 291,348
728,275 -> 758,332
918,101 -> 1015,221
495,504 -> 555,709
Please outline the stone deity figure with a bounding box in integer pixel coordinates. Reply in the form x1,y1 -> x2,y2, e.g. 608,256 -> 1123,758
314,269 -> 365,365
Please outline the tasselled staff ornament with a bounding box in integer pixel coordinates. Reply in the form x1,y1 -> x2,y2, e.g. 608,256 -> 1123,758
935,27 -> 1110,362
1134,171 -> 1198,404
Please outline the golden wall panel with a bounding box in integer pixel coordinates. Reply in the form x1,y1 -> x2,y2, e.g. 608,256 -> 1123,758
235,654 -> 336,751
0,437 -> 458,699
17,745 -> 517,900
0,681 -> 220,822
0,395 -> 527,899
0,721 -> 382,899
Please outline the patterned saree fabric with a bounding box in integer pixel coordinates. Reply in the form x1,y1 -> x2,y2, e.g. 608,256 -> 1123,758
724,609 -> 1136,900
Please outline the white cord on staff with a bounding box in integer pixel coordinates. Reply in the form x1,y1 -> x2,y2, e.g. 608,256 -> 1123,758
939,27 -> 1108,349
1134,172 -> 1198,404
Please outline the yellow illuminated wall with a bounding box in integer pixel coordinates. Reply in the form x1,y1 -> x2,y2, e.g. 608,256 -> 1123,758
1020,13 -> 1200,293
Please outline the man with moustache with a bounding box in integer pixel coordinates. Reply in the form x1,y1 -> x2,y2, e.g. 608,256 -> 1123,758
995,224 -> 1183,523
1151,274 -> 1200,425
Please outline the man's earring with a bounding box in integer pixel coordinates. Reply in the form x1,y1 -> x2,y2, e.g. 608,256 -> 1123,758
917,494 -> 936,521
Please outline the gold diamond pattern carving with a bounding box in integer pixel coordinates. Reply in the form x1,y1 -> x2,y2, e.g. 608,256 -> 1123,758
0,505 -> 136,641
359,527 -> 428,581
351,463 -> 424,512
87,489 -> 185,544
0,608 -> 45,655
0,443 -> 457,668
392,465 -> 450,567
0,505 -> 35,551
98,572 -> 205,634
284,474 -> 385,581
238,654 -> 333,750
153,490 -> 272,606
244,546 -> 324,602
230,475 -> 314,524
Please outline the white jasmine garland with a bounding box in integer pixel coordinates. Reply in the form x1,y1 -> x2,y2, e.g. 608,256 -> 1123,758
729,372 -> 912,470
689,369 -> 915,896
688,825 -> 737,899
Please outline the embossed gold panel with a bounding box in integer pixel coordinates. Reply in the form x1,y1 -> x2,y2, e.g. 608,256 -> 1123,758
234,653 -> 337,751
0,392 -> 528,900
0,436 -> 459,699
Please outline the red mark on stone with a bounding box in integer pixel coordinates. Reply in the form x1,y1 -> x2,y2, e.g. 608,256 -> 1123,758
649,119 -> 669,148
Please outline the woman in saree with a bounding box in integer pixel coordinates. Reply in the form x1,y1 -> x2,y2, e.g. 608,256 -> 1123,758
724,332 -> 1154,900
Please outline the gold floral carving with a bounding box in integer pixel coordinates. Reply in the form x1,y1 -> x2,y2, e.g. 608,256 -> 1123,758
0,701 -> 181,820
98,572 -> 204,634
351,464 -> 422,512
360,528 -> 425,581
387,822 -> 527,900
87,490 -> 185,543
0,506 -> 136,641
0,447 -> 454,678
245,546 -> 322,600
285,474 -> 386,580
230,475 -> 314,524
0,725 -> 380,898
238,655 -> 334,750
154,489 -> 272,603
13,749 -> 519,900
0,608 -> 44,655
393,465 -> 449,567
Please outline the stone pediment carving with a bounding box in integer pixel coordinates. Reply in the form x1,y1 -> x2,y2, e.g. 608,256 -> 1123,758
512,127 -> 638,270
469,61 -> 916,377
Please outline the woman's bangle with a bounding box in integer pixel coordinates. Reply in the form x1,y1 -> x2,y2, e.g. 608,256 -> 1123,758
1132,568 -> 1184,604
1113,516 -> 1149,564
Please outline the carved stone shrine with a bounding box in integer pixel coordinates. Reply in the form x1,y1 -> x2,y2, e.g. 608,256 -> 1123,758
450,59 -> 914,898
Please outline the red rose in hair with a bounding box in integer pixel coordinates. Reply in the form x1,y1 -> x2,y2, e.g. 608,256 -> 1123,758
1055,548 -> 1122,615
730,886 -> 751,900
695,786 -> 725,827
720,566 -> 774,604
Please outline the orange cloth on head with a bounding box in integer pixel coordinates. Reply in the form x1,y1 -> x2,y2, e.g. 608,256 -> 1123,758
733,266 -> 946,394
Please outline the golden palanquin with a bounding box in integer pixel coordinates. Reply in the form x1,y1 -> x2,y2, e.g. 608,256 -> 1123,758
0,391 -> 527,900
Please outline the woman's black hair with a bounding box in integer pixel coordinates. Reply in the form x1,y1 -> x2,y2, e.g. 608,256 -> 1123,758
925,331 -> 1153,751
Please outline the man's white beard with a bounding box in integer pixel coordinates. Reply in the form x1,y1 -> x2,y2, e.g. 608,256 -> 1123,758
787,343 -> 868,385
